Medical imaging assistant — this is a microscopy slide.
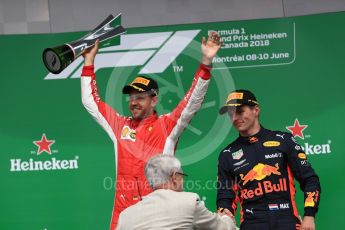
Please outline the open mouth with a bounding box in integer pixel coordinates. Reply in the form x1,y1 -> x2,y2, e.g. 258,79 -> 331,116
131,106 -> 142,111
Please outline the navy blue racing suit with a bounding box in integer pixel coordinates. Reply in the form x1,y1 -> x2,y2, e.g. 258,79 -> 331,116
217,127 -> 321,230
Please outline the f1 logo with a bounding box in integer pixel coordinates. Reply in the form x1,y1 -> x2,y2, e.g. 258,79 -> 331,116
44,30 -> 200,80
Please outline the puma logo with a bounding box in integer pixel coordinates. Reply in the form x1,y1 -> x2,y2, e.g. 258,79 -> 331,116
245,208 -> 254,214
276,134 -> 285,139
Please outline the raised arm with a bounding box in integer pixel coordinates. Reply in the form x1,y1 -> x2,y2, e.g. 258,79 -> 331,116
81,40 -> 126,141
162,33 -> 222,155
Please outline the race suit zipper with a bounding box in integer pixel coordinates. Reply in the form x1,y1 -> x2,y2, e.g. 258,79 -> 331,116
135,176 -> 142,200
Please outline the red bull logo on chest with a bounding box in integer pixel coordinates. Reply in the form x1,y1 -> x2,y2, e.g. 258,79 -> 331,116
240,178 -> 288,199
239,163 -> 287,199
240,163 -> 281,185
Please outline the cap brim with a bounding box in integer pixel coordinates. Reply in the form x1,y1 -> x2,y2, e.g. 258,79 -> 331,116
219,106 -> 228,115
122,85 -> 146,94
219,102 -> 259,114
219,104 -> 242,114
122,85 -> 133,94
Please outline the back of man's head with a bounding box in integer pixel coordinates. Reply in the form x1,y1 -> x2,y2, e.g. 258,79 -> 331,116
145,154 -> 182,189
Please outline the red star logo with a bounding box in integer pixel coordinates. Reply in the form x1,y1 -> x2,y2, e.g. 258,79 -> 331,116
286,119 -> 308,139
33,134 -> 55,155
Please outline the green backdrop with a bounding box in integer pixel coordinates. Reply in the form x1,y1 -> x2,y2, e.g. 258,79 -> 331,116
1,12 -> 344,229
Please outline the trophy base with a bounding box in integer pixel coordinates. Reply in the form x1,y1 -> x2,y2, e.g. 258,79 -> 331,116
43,44 -> 74,74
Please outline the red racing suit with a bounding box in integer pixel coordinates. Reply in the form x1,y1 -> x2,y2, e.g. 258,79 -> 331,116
81,64 -> 212,229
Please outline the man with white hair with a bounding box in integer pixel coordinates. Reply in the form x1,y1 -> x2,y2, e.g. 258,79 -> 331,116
117,155 -> 238,230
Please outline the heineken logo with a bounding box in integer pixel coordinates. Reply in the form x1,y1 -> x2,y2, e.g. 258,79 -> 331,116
10,157 -> 79,172
33,133 -> 55,155
302,141 -> 331,155
10,134 -> 79,172
285,119 -> 332,155
286,118 -> 308,140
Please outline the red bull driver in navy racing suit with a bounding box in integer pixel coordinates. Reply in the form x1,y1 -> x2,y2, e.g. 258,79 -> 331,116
217,90 -> 321,230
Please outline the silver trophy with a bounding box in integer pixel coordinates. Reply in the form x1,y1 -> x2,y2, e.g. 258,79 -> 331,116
43,13 -> 126,74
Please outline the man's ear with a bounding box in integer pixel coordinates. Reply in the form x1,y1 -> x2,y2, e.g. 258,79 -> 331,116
171,172 -> 178,184
254,105 -> 260,117
151,96 -> 158,107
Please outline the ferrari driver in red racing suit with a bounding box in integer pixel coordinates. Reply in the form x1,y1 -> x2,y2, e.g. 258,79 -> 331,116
80,32 -> 222,229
